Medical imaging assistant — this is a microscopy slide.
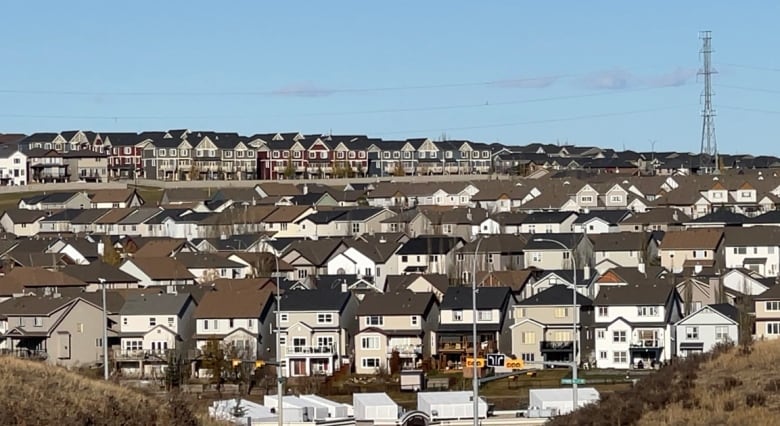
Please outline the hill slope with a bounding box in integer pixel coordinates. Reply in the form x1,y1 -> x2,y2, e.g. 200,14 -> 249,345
0,357 -> 210,426
550,340 -> 780,426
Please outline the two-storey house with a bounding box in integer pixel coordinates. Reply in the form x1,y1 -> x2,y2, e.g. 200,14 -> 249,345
659,229 -> 724,273
590,232 -> 658,274
326,234 -> 403,292
675,304 -> 739,357
511,285 -> 594,368
593,274 -> 682,369
194,280 -> 276,375
455,235 -> 527,284
278,286 -> 358,377
523,233 -> 593,271
0,143 -> 27,186
723,227 -> 780,277
116,292 -> 196,377
353,291 -> 439,374
435,286 -> 515,371
754,285 -> 780,340
392,236 -> 464,276
519,212 -> 578,234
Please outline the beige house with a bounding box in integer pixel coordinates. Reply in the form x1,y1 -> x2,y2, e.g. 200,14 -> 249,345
278,287 -> 358,377
384,274 -> 451,302
353,291 -> 439,374
63,151 -> 109,182
754,285 -> 780,340
0,296 -> 111,367
380,208 -> 433,237
659,229 -> 724,273
511,285 -> 594,369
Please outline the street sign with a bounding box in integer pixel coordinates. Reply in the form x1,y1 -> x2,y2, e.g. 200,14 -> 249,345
487,353 -> 506,367
465,357 -> 485,368
561,378 -> 586,385
504,359 -> 525,370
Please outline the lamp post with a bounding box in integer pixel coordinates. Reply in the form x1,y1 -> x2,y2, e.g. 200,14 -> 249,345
261,237 -> 284,426
532,237 -> 579,411
471,237 -> 484,425
98,277 -> 109,381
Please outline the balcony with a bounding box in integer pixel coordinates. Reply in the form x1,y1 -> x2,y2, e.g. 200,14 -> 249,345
113,349 -> 171,360
285,345 -> 336,356
540,341 -> 574,352
388,344 -> 423,356
630,339 -> 662,349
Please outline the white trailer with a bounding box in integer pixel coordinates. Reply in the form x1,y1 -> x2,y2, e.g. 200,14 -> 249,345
417,391 -> 488,420
299,394 -> 350,419
528,387 -> 600,416
353,392 -> 399,422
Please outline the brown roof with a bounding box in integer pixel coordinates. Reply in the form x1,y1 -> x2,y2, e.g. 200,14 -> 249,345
228,252 -> 295,272
257,182 -> 302,197
0,267 -> 85,295
198,205 -> 277,225
356,290 -> 435,316
589,232 -> 651,252
621,208 -> 689,224
94,208 -> 135,224
125,257 -> 195,280
261,206 -> 310,223
661,229 -> 723,250
195,284 -> 274,319
385,274 -> 451,294
89,189 -> 136,204
132,239 -> 187,258
477,270 -> 534,293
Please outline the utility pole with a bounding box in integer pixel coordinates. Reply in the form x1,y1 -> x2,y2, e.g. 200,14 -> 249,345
698,30 -> 718,174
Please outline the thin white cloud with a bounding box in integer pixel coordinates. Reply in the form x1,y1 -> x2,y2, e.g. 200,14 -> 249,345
491,75 -> 561,89
644,67 -> 697,88
579,69 -> 636,90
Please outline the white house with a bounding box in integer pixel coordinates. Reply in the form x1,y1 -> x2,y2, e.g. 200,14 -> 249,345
326,236 -> 402,292
116,292 -> 196,377
674,304 -> 739,357
0,145 -> 27,186
592,275 -> 683,369
0,209 -> 46,237
391,236 -> 463,276
724,227 -> 780,277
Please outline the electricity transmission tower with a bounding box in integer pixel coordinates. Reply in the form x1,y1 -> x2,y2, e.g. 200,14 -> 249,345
698,30 -> 718,174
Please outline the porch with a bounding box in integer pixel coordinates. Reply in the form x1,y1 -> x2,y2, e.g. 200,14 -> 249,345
436,334 -> 497,370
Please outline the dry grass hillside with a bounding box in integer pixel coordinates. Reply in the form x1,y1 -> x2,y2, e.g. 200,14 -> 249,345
0,357 -> 220,426
550,340 -> 780,426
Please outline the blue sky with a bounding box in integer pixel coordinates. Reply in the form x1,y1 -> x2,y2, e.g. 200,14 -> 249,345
1,1 -> 779,154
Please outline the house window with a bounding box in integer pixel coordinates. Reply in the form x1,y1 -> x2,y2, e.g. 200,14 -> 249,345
317,313 -> 333,324
554,307 -> 568,318
531,252 -> 542,262
122,317 -> 128,326
96,338 -> 103,348
297,269 -> 308,279
599,351 -> 608,360
610,195 -> 622,203
486,253 -> 494,264
715,326 -> 729,341
613,351 -> 628,364
522,332 -> 536,344
308,151 -> 316,159
401,255 -> 408,263
686,327 -> 699,340
456,253 -> 464,262
366,316 -> 383,326
597,330 -> 605,339
580,196 -> 593,203
33,317 -> 43,327
383,152 -> 390,159
352,223 -> 360,234
361,357 -> 381,368
612,330 -> 626,343
228,319 -> 234,328
279,336 -> 286,345
478,310 -> 492,321
149,317 -> 157,327
598,306 -> 608,317
766,301 -> 780,312
393,152 -> 400,159
411,316 -> 419,326
361,336 -> 380,350
521,353 -> 535,362
443,224 -> 453,234
248,319 -> 254,328
637,306 -> 658,317
167,317 -> 174,328
767,323 -> 780,335
272,151 -> 280,159
419,151 -> 426,159
158,149 -> 166,157
203,320 -> 209,330
446,151 -> 453,159
453,310 -> 463,321
280,313 -> 288,323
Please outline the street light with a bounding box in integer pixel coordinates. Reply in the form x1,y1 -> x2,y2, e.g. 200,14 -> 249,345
98,277 -> 109,381
261,237 -> 284,426
532,237 -> 579,411
471,237 -> 484,425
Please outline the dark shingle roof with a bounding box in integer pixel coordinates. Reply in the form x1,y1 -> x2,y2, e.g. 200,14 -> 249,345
120,293 -> 193,316
396,236 -> 463,255
518,285 -> 592,306
280,287 -> 351,312
440,286 -> 512,310
356,291 -> 435,316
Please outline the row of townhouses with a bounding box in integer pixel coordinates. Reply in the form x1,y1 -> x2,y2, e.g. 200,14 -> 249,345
2,130 -> 780,183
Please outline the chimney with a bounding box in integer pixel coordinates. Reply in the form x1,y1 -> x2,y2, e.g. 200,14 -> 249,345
694,264 -> 703,275
637,263 -> 646,275
220,234 -> 228,240
340,280 -> 348,293
97,241 -> 105,257
303,183 -> 308,195
582,265 -> 590,281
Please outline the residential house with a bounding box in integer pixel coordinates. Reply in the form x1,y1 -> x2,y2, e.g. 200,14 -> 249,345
380,208 -> 433,236
278,286 -> 358,377
281,238 -> 347,285
0,209 -> 46,237
353,291 -> 439,374
674,304 -> 739,357
435,286 -> 515,371
659,229 -> 725,273
618,208 -> 689,233
296,208 -> 394,238
723,227 -> 780,277
384,274 -> 451,302
511,285 -> 594,368
593,276 -> 682,369
26,149 -> 69,183
754,285 -> 780,340
116,292 -> 196,377
455,235 -> 527,284
523,268 -> 597,300
0,296 -> 110,367
61,261 -> 140,290
18,191 -> 91,211
392,236 -> 464,276
519,212 -> 578,234
0,143 -> 27,186
62,150 -> 108,182
172,252 -> 248,282
194,280 -> 276,376
89,189 -> 144,209
119,257 -> 197,287
571,210 -> 631,234
590,232 -> 658,274
523,233 -> 594,271
326,234 -> 403,292
103,132 -> 144,179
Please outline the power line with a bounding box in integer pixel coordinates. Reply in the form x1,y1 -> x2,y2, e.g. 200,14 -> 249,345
718,84 -> 780,95
720,63 -> 780,73
373,105 -> 693,136
720,105 -> 780,115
